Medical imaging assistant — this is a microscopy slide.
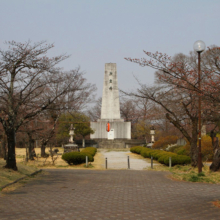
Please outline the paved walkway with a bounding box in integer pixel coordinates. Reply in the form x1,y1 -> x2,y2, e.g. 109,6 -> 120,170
1,169 -> 220,220
101,150 -> 154,170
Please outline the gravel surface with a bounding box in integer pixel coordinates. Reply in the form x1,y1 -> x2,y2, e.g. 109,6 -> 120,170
101,150 -> 154,170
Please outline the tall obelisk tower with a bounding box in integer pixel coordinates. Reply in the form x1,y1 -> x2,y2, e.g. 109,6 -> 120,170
101,63 -> 122,121
90,63 -> 131,140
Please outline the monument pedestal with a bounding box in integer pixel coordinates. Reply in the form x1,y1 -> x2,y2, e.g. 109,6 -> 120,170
63,143 -> 79,153
91,120 -> 131,139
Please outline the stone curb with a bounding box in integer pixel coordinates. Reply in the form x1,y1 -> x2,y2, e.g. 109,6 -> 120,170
0,169 -> 42,190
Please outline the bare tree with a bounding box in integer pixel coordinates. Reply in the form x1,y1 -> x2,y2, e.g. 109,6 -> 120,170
86,98 -> 102,121
120,97 -> 138,122
125,48 -> 220,169
0,40 -> 96,170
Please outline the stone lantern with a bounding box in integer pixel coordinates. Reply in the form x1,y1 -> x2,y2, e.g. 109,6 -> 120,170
150,126 -> 156,143
63,124 -> 79,153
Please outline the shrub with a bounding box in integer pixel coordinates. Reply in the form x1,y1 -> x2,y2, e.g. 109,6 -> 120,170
140,148 -> 154,158
152,136 -> 178,149
130,146 -> 143,154
130,146 -> 191,166
62,147 -> 97,165
176,148 -> 187,156
62,152 -> 87,165
163,155 -> 191,166
150,150 -> 167,160
157,152 -> 176,164
81,147 -> 97,157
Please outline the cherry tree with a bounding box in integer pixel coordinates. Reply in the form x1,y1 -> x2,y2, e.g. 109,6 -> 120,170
125,51 -> 218,167
0,40 -> 95,170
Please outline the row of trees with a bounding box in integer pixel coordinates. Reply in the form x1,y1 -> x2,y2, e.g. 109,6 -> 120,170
2,40 -> 219,171
0,40 -> 96,170
87,96 -> 180,142
125,45 -> 220,171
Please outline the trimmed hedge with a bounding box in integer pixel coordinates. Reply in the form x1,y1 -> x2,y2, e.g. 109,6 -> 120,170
62,147 -> 97,165
81,147 -> 97,157
130,146 -> 191,166
130,146 -> 143,154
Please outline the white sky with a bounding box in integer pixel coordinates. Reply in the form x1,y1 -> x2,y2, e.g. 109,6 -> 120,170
0,0 -> 220,99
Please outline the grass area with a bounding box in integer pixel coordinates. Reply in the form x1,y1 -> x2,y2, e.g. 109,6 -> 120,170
83,163 -> 94,168
0,145 -> 99,191
16,147 -> 68,168
0,158 -> 39,190
14,147 -> 101,169
152,163 -> 220,184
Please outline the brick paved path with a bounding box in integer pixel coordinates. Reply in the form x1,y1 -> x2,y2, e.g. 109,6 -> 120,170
1,169 -> 220,220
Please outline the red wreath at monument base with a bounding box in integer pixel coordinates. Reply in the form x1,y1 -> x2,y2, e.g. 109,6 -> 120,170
106,122 -> 110,132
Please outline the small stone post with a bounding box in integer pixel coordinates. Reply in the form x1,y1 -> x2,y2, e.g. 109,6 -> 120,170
128,156 -> 130,169
86,156 -> 88,168
151,156 -> 153,169
105,157 -> 107,169
169,157 -> 172,168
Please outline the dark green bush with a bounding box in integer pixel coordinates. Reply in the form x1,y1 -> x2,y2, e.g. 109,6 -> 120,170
167,145 -> 182,153
130,146 -> 143,154
176,148 -> 187,155
140,148 -> 154,158
150,150 -> 168,160
163,155 -> 191,166
81,152 -> 94,162
81,147 -> 97,157
167,145 -> 189,156
62,152 -> 87,165
157,153 -> 176,164
62,147 -> 97,165
130,146 -> 191,166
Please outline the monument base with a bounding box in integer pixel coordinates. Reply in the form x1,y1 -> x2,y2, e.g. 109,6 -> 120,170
90,121 -> 131,139
63,143 -> 79,153
90,139 -> 146,149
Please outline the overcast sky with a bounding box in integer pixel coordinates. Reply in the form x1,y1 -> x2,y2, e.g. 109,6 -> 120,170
0,0 -> 220,99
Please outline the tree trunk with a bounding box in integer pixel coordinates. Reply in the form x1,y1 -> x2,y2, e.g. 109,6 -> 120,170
41,143 -> 46,157
27,132 -> 35,160
25,143 -> 28,162
3,134 -> 7,160
0,142 -> 4,158
0,141 -> 6,158
0,134 -> 7,160
28,137 -> 35,160
190,120 -> 198,167
40,115 -> 59,157
210,137 -> 220,171
4,129 -> 17,170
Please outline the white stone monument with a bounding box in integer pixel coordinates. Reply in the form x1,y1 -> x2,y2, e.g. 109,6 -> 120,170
90,63 -> 131,140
